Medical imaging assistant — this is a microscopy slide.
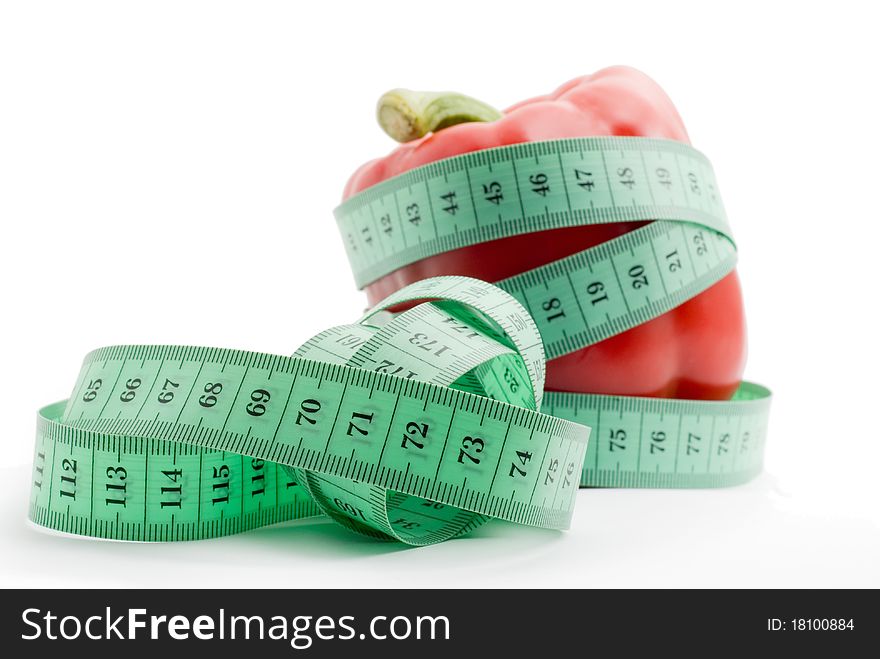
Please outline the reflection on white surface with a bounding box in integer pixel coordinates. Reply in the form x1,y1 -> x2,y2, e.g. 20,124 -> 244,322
3,466 -> 877,588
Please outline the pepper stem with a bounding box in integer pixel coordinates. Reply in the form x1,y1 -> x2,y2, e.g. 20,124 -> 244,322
377,89 -> 503,143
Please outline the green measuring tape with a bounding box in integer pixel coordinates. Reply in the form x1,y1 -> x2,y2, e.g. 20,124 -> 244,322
30,278 -> 588,546
335,136 -> 772,488
29,136 -> 772,548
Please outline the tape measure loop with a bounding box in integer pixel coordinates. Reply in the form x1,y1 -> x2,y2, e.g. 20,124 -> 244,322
292,277 -> 553,544
335,137 -> 772,491
30,138 -> 774,547
30,278 -> 589,545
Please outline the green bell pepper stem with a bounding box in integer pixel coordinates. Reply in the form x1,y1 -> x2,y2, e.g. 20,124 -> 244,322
377,89 -> 503,143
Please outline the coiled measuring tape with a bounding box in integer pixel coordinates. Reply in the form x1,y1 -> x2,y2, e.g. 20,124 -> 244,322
335,136 -> 772,488
30,277 -> 589,545
29,137 -> 772,547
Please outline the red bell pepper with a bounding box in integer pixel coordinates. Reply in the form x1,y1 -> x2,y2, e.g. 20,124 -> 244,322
342,66 -> 746,400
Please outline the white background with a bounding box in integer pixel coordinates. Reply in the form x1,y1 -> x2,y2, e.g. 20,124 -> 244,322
1,0 -> 878,588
